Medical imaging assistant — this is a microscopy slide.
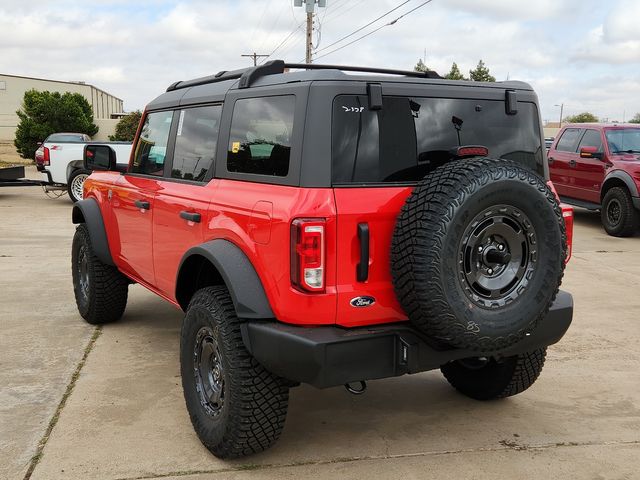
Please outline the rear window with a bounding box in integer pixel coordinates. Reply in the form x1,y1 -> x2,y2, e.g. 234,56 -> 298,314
46,133 -> 87,142
227,96 -> 295,177
555,128 -> 582,152
332,95 -> 543,184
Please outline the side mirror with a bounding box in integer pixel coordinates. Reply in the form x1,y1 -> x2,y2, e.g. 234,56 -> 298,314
84,144 -> 117,171
580,146 -> 603,159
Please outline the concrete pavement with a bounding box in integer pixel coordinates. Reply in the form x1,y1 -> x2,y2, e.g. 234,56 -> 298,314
2,174 -> 639,479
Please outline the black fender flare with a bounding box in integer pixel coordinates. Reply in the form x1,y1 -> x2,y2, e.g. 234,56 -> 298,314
177,240 -> 274,319
71,198 -> 114,266
602,170 -> 639,199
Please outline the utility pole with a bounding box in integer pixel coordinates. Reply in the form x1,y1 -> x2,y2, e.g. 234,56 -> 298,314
241,52 -> 269,66
555,103 -> 564,126
294,0 -> 327,63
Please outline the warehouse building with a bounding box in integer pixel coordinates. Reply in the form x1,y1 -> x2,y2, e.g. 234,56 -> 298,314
0,73 -> 125,142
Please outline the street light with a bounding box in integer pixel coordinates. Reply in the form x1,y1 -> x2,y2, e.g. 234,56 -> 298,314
554,103 -> 564,126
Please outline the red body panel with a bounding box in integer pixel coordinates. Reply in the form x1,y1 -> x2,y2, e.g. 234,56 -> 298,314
334,187 -> 411,327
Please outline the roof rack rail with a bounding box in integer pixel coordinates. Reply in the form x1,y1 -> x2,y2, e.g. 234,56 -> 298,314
166,60 -> 441,92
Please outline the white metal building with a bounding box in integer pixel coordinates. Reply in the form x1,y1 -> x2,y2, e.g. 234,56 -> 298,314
0,74 -> 124,142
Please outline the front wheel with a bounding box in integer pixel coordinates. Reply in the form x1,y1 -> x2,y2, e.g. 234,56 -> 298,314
67,169 -> 90,203
180,286 -> 290,459
440,348 -> 546,400
71,224 -> 128,324
601,187 -> 639,237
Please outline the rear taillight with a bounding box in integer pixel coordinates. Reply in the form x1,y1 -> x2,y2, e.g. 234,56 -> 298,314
42,147 -> 50,166
291,218 -> 325,292
547,180 -> 573,264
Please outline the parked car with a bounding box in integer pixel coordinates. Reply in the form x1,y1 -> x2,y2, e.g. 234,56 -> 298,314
35,132 -> 132,202
545,137 -> 554,152
70,61 -> 574,458
549,123 -> 640,236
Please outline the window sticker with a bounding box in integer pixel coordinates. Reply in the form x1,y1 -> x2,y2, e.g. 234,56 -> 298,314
231,141 -> 240,153
177,110 -> 185,136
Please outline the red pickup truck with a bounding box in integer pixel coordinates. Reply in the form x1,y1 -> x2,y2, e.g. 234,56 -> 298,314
548,123 -> 640,236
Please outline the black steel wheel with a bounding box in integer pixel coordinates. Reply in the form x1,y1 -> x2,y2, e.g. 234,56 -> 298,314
460,205 -> 536,308
180,286 -> 290,459
601,187 -> 638,237
392,158 -> 566,351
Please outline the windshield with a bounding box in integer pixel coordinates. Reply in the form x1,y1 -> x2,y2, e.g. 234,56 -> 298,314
605,128 -> 640,153
46,133 -> 87,142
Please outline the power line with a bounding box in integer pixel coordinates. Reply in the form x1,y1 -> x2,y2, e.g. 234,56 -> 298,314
314,0 -> 435,62
260,22 -> 306,64
313,0 -> 412,55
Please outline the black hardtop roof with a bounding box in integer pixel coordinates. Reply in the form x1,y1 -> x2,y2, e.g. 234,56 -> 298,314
146,60 -> 533,110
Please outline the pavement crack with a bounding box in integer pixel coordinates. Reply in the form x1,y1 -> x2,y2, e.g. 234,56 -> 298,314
22,326 -> 102,480
114,439 -> 640,480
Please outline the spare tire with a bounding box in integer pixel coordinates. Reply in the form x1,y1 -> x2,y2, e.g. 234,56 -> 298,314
391,158 -> 566,351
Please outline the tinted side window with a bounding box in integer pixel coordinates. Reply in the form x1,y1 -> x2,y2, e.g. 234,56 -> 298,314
332,95 -> 543,184
131,110 -> 173,176
227,96 -> 295,177
577,129 -> 602,152
556,128 -> 582,152
171,105 -> 221,181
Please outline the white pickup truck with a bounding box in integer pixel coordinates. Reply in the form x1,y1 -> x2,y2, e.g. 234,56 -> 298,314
35,133 -> 132,202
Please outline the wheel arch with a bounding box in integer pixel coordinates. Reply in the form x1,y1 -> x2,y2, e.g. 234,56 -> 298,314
66,159 -> 85,182
176,240 -> 274,319
601,170 -> 639,202
71,198 -> 114,266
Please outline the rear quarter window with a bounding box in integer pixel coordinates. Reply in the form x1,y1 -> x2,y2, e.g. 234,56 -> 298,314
226,96 -> 295,177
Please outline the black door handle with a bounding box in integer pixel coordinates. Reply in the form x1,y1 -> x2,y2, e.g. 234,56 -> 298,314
357,223 -> 369,282
134,199 -> 150,210
548,157 -> 555,164
180,211 -> 201,223
569,159 -> 577,167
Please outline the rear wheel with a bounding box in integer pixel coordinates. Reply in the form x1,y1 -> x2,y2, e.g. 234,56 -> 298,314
180,286 -> 290,458
601,187 -> 638,237
67,169 -> 90,203
441,348 -> 546,400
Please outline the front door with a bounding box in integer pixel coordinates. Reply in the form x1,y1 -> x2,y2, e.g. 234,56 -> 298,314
111,109 -> 174,286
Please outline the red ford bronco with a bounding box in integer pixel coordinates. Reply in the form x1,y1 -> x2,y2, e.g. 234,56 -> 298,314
71,61 -> 574,458
549,123 -> 640,236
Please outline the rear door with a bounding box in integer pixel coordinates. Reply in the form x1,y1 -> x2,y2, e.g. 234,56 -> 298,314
549,127 -> 583,198
111,109 -> 173,285
152,104 -> 222,299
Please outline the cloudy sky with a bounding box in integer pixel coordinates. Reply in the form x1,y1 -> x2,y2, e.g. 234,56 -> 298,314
1,0 -> 638,123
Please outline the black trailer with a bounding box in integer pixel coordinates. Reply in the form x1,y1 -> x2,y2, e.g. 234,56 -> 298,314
0,166 -> 45,187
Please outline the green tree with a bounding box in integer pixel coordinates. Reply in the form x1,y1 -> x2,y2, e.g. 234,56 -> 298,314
109,110 -> 142,141
14,90 -> 99,159
565,112 -> 599,123
414,59 -> 429,72
469,60 -> 496,82
628,113 -> 640,124
445,62 -> 466,80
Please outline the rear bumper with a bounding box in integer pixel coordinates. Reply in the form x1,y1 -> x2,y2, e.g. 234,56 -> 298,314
242,290 -> 573,389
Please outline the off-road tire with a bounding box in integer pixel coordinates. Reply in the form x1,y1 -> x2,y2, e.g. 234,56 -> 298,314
601,187 -> 639,237
441,348 -> 547,400
180,286 -> 290,459
391,158 -> 566,351
71,224 -> 128,324
67,168 -> 90,203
